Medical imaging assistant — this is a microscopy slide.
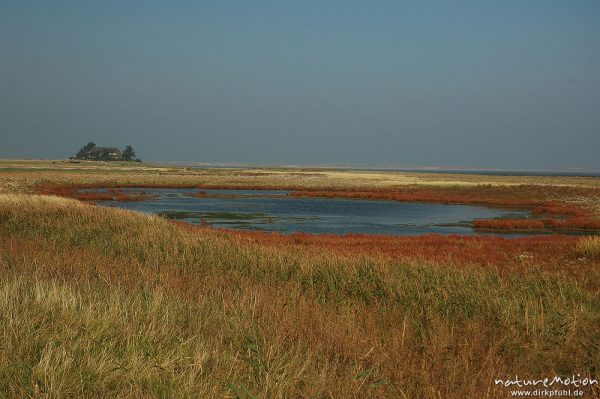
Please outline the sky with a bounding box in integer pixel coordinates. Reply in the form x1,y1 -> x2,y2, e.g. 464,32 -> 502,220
1,1 -> 599,169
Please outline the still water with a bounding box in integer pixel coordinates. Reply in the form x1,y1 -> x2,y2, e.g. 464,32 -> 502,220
91,188 -> 535,236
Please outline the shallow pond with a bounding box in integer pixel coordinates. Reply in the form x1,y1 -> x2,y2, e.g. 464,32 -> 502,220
90,188 -> 536,236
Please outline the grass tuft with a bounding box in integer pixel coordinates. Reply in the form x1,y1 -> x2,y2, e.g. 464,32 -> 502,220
577,236 -> 600,259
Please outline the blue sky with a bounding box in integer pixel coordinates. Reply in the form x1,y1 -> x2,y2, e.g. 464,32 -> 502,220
1,1 -> 599,169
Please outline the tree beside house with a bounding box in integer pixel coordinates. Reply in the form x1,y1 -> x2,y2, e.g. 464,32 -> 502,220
122,145 -> 136,161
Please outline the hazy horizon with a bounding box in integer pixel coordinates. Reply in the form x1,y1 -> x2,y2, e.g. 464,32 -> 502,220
2,1 -> 599,170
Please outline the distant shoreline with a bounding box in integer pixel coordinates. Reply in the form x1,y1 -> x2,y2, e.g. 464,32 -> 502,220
1,158 -> 599,178
348,168 -> 600,178
182,164 -> 600,178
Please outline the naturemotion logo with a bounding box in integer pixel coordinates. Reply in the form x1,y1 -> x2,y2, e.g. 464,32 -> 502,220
494,375 -> 598,397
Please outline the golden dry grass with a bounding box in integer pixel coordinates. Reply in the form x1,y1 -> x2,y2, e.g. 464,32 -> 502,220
1,161 -> 600,397
1,193 -> 599,398
577,236 -> 600,259
2,159 -> 600,193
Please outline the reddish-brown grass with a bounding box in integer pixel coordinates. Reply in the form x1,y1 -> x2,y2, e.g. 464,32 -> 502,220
174,222 -> 579,272
289,185 -> 599,209
35,184 -> 155,202
474,217 -> 600,231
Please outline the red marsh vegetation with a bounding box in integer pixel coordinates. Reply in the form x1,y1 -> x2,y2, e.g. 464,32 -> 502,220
174,222 -> 583,272
36,184 -> 154,202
